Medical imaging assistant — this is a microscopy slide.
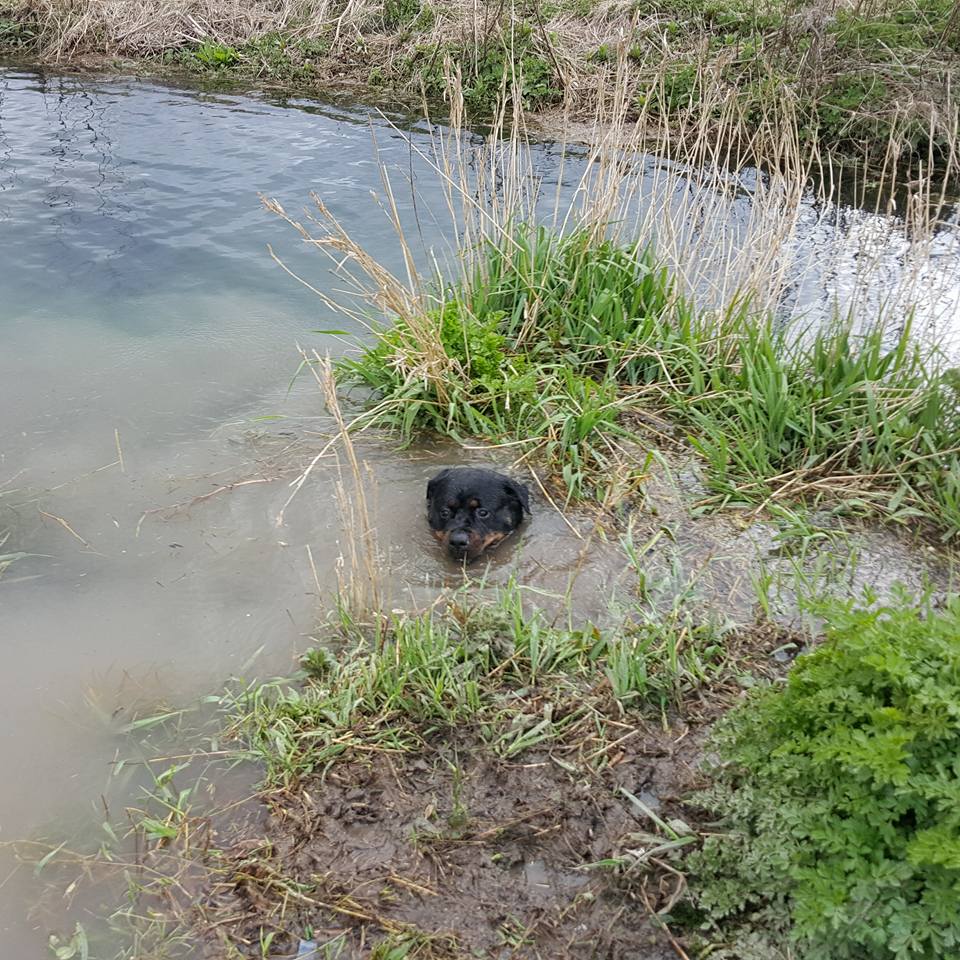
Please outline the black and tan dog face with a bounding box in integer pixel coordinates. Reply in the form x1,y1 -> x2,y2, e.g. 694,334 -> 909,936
426,467 -> 531,562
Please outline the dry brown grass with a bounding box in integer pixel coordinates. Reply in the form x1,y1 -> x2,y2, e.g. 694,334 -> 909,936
265,61 -> 957,338
5,0 -> 408,57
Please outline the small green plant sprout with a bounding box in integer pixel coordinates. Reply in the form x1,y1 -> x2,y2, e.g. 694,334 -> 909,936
259,929 -> 277,957
48,923 -> 89,960
300,645 -> 337,680
446,760 -> 469,833
194,42 -> 238,68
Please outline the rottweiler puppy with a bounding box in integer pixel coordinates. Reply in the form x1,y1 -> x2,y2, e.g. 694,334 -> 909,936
427,467 -> 531,562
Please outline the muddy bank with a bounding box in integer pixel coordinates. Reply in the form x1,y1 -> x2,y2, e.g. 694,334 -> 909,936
180,747 -> 682,958
114,613 -> 803,959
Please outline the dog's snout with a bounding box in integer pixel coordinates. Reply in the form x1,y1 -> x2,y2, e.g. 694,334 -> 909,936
448,529 -> 470,551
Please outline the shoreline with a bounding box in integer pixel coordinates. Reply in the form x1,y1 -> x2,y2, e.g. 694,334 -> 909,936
2,0 -> 958,177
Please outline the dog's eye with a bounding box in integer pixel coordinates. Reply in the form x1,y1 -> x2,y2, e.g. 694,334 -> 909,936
475,507 -> 489,519
440,508 -> 451,520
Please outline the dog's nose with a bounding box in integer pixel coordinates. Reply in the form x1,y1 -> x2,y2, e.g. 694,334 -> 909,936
448,530 -> 470,551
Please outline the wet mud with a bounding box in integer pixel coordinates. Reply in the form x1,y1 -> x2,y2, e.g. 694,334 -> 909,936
129,621 -> 804,960
162,743 -> 689,958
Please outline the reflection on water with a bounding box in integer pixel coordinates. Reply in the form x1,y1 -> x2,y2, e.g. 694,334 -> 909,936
0,68 -> 957,958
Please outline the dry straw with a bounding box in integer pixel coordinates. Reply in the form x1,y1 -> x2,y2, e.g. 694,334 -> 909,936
266,59 -> 957,354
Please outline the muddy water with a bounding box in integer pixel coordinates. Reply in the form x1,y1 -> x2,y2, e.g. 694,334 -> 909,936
0,70 -> 631,955
0,68 -> 957,957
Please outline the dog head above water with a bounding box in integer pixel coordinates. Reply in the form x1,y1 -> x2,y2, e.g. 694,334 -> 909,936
426,467 -> 531,562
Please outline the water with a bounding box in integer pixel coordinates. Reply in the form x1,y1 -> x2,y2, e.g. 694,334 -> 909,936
0,71 -> 633,956
0,68 -> 957,957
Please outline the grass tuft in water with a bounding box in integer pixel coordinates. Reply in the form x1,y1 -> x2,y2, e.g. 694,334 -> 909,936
338,225 -> 667,501
338,218 -> 960,536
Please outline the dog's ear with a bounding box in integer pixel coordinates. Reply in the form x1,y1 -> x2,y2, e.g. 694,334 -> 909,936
503,476 -> 531,516
427,469 -> 451,504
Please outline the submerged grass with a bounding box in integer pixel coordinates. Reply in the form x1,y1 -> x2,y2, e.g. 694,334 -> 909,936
0,484 -> 25,579
0,532 -> 25,578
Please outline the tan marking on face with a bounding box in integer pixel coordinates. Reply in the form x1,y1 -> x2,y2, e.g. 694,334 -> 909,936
467,498 -> 480,509
432,529 -> 449,547
467,530 -> 507,557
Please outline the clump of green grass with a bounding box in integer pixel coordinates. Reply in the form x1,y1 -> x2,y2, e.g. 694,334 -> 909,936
338,225 -> 667,500
340,299 -> 538,437
399,31 -> 562,114
192,41 -> 237,69
463,226 -> 672,372
650,314 -> 960,536
338,214 -> 960,535
219,584 -> 733,785
171,33 -> 330,81
683,589 -> 960,960
0,12 -> 34,46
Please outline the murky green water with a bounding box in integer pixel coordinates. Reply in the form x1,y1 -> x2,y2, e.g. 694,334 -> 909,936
1,68 -> 957,957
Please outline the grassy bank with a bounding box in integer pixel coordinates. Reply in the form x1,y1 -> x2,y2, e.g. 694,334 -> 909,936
49,582 -> 804,958
1,0 -> 958,169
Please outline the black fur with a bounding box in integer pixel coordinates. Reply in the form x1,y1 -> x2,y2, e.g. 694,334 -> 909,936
426,467 -> 531,561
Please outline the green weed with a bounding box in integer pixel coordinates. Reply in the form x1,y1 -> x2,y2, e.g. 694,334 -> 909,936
684,589 -> 960,959
48,923 -> 89,960
174,34 -> 328,79
0,14 -> 35,47
381,0 -> 423,30
636,62 -> 701,114
241,32 -> 326,79
405,31 -> 562,114
193,41 -> 238,69
369,930 -> 460,959
813,74 -> 889,144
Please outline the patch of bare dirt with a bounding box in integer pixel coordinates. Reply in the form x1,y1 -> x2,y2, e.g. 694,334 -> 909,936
173,731 -> 718,959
